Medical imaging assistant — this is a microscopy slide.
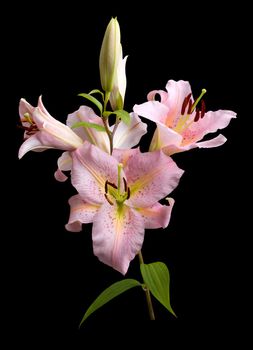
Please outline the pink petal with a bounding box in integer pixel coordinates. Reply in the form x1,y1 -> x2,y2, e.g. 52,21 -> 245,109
32,108 -> 83,150
195,134 -> 227,148
19,98 -> 34,121
92,202 -> 145,275
54,151 -> 72,182
164,80 -> 192,126
71,143 -> 125,205
185,110 -> 236,144
37,95 -> 51,117
67,106 -> 109,152
18,134 -> 53,159
147,89 -> 169,104
65,194 -> 100,232
113,113 -> 147,149
112,148 -> 140,166
137,198 -> 175,229
149,122 -> 182,153
125,149 -> 184,207
133,100 -> 169,124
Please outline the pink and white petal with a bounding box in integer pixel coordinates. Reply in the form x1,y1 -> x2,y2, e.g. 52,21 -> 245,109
112,148 -> 140,167
54,151 -> 72,182
32,107 -> 83,150
137,198 -> 175,229
37,96 -> 52,117
133,100 -> 169,125
149,122 -> 182,152
126,150 -> 184,207
67,106 -> 109,152
65,194 -> 100,232
163,134 -> 227,154
147,89 -> 169,104
195,134 -> 227,148
92,202 -> 145,275
18,134 -> 53,159
71,143 -> 125,204
186,110 -> 236,143
165,80 -> 192,127
113,113 -> 147,149
19,98 -> 34,121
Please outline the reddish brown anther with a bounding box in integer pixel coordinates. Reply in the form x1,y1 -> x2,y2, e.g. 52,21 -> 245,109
104,193 -> 113,205
181,93 -> 192,115
194,109 -> 201,122
201,100 -> 206,118
123,177 -> 127,192
126,187 -> 130,199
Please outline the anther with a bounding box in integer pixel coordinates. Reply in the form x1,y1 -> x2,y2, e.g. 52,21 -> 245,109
181,93 -> 192,115
105,180 -> 108,193
194,109 -> 200,122
123,177 -> 127,192
187,99 -> 193,114
126,187 -> 130,199
104,193 -> 113,205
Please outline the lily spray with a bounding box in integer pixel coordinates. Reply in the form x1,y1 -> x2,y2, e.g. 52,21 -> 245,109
17,16 -> 236,324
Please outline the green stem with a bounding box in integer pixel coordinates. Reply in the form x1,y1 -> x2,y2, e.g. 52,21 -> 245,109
138,251 -> 155,320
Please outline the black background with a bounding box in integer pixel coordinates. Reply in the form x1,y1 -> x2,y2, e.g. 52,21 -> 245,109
4,2 -> 249,346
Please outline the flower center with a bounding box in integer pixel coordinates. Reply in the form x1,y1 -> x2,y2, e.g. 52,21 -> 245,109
173,89 -> 206,133
104,163 -> 130,206
18,112 -> 39,135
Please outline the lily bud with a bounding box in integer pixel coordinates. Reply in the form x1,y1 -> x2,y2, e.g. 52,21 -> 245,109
99,17 -> 121,93
109,45 -> 128,111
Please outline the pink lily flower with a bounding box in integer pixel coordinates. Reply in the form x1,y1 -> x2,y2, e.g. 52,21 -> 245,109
55,106 -> 147,181
133,80 -> 236,155
18,96 -> 83,159
66,142 -> 184,274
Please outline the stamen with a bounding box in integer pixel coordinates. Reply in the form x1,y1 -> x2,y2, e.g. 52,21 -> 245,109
187,99 -> 193,115
181,93 -> 192,115
126,187 -> 130,200
24,112 -> 33,124
123,177 -> 127,192
106,181 -> 117,189
104,193 -> 113,205
194,109 -> 200,122
200,100 -> 206,118
105,180 -> 108,193
191,89 -> 207,113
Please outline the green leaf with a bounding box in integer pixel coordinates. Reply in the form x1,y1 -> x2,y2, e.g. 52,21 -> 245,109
79,279 -> 142,326
88,89 -> 105,100
71,121 -> 106,132
113,109 -> 131,125
78,93 -> 103,115
140,262 -> 176,317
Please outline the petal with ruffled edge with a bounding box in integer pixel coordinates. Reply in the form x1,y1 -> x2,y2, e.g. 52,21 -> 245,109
123,149 -> 184,207
133,100 -> 169,125
54,151 -> 72,182
65,194 -> 100,232
149,122 -> 183,153
113,113 -> 147,149
137,198 -> 175,229
92,202 -> 145,275
181,110 -> 236,147
67,106 -> 109,152
71,143 -> 125,205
